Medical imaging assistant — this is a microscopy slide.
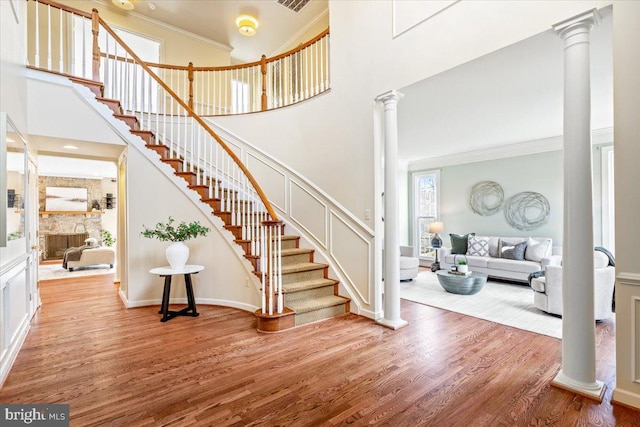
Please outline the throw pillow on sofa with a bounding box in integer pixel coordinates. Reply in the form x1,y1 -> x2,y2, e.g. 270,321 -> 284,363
450,233 -> 475,254
467,235 -> 489,257
525,237 -> 552,262
501,241 -> 527,260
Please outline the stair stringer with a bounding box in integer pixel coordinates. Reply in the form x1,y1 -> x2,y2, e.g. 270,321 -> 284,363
61,74 -> 266,311
207,121 -> 378,320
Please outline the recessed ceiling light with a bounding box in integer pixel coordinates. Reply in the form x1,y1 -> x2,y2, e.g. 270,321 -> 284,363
6,138 -> 15,143
63,145 -> 79,150
148,2 -> 156,11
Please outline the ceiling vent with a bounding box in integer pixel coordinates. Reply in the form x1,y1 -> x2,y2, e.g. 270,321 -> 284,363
277,0 -> 311,13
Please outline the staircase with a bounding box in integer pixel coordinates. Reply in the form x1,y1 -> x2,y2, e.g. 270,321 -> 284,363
70,76 -> 351,331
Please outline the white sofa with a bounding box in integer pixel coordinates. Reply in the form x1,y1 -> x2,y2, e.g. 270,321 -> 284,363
531,251 -> 615,320
440,236 -> 562,283
66,247 -> 115,271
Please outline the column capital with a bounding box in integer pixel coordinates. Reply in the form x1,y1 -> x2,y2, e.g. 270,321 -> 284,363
375,90 -> 404,105
553,8 -> 601,40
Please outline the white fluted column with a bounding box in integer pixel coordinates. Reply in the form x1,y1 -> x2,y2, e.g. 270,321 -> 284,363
375,90 -> 408,330
552,9 -> 604,401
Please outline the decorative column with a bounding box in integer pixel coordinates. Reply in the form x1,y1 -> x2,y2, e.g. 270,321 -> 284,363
552,9 -> 604,401
375,90 -> 408,330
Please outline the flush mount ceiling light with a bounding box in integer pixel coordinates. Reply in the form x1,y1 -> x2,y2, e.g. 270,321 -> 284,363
236,15 -> 258,36
112,0 -> 134,11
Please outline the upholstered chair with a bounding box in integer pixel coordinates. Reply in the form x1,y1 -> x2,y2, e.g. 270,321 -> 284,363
400,246 -> 419,281
531,251 -> 615,320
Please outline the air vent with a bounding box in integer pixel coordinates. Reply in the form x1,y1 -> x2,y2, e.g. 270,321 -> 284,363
277,0 -> 311,13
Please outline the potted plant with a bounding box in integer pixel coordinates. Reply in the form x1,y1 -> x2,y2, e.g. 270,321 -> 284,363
457,258 -> 469,274
101,229 -> 116,247
141,216 -> 210,270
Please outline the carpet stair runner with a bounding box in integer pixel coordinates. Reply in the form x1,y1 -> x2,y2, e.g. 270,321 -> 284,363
73,77 -> 350,331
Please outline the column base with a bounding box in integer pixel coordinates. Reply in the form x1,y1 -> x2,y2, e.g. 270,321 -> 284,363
376,318 -> 409,330
551,370 -> 605,402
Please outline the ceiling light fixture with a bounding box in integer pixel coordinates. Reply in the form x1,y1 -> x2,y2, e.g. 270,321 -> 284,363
236,15 -> 258,37
63,145 -> 79,150
112,0 -> 134,11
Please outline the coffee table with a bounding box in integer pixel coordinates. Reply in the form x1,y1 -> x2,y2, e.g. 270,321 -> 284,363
436,270 -> 488,295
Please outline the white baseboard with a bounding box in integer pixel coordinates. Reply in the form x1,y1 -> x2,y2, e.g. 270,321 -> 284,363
0,317 -> 31,388
125,297 -> 258,313
612,387 -> 640,410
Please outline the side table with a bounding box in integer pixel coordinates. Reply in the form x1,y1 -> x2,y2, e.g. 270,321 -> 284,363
150,265 -> 203,322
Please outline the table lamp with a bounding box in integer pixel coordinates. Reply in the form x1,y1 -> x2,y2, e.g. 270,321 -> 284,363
429,221 -> 444,271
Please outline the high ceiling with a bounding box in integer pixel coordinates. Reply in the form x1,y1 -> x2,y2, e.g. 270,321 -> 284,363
97,0 -> 329,63
398,7 -> 613,165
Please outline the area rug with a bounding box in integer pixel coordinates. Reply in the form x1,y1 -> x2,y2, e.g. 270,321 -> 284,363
401,270 -> 562,339
39,263 -> 115,281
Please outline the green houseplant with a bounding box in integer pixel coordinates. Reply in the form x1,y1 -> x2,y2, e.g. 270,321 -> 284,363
457,257 -> 469,273
141,217 -> 210,270
101,229 -> 116,247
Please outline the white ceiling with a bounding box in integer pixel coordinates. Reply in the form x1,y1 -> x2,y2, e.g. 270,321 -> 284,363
98,0 -> 329,63
38,155 -> 118,179
398,7 -> 613,164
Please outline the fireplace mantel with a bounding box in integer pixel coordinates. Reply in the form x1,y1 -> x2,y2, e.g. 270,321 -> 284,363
40,211 -> 105,218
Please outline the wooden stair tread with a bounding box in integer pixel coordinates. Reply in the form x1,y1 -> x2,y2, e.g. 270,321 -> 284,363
281,248 -> 313,256
96,96 -> 120,103
114,113 -> 137,120
286,295 -> 350,314
282,278 -> 338,293
280,262 -> 327,274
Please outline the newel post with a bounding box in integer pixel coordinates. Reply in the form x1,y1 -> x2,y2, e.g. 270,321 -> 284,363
188,62 -> 194,111
260,55 -> 267,111
91,9 -> 100,82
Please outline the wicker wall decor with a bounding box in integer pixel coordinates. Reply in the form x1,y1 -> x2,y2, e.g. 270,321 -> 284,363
504,191 -> 550,231
469,181 -> 504,216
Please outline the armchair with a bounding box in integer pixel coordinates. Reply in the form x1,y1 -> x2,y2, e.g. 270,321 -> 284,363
400,246 -> 419,281
531,251 -> 615,320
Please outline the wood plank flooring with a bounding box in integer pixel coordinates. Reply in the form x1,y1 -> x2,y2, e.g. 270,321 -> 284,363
1,274 -> 639,426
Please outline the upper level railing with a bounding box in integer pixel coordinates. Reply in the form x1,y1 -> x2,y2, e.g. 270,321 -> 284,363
27,0 -> 330,116
28,0 -> 287,316
154,29 -> 330,116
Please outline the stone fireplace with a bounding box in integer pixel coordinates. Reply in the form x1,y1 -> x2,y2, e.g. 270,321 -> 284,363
39,176 -> 104,260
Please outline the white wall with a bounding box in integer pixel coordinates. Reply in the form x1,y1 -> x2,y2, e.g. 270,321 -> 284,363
0,0 -> 27,131
123,147 -> 261,311
101,177 -> 117,243
214,0 -> 612,228
425,151 -> 564,245
612,0 -> 640,409
0,0 -> 32,388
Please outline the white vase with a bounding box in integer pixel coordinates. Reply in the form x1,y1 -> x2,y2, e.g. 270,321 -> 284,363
166,241 -> 189,270
458,265 -> 469,273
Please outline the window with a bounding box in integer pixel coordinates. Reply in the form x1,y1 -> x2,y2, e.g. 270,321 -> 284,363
72,18 -> 160,111
231,79 -> 249,113
413,171 -> 440,258
72,17 -> 160,77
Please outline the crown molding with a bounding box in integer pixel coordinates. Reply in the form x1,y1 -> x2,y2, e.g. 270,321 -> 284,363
407,127 -> 613,171
270,8 -> 329,56
88,0 -> 233,52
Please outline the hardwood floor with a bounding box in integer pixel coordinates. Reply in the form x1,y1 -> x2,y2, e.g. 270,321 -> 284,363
1,275 -> 639,426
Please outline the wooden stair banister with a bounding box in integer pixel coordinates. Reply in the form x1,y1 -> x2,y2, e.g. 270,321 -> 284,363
29,0 -> 349,331
95,12 -> 279,222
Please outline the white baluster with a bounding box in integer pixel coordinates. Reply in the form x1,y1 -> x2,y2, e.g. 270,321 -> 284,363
261,224 -> 266,313
58,8 -> 63,73
47,4 -> 52,70
277,224 -> 282,313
